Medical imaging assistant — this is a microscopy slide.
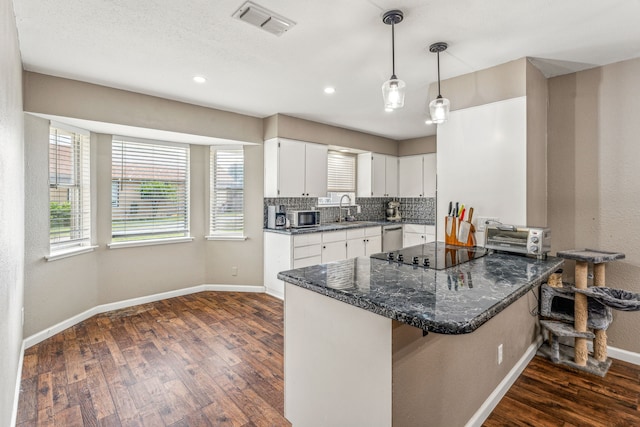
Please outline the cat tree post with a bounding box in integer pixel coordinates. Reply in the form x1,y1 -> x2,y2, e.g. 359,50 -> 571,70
574,261 -> 589,366
593,263 -> 607,361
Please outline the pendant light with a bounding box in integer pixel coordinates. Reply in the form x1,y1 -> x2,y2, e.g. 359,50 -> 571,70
381,10 -> 405,110
428,42 -> 450,124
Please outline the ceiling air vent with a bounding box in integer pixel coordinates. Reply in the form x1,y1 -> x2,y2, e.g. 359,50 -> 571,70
232,1 -> 296,36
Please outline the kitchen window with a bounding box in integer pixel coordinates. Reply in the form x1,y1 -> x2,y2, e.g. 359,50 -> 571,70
111,137 -> 190,244
208,147 -> 245,239
48,124 -> 92,256
319,150 -> 356,205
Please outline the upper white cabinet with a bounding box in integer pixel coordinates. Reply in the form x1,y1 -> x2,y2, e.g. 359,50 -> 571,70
264,138 -> 328,197
357,153 -> 398,197
399,154 -> 436,198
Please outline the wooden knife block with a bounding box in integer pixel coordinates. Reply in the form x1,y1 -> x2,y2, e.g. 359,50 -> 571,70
444,216 -> 475,247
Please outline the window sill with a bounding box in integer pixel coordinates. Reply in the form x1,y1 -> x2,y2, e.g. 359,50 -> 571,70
206,235 -> 248,241
108,236 -> 194,249
46,245 -> 99,262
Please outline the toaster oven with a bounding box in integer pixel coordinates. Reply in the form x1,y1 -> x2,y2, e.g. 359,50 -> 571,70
484,225 -> 551,259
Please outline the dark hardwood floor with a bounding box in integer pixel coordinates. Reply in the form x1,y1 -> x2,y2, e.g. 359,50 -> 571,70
17,291 -> 640,426
484,356 -> 640,426
16,292 -> 291,427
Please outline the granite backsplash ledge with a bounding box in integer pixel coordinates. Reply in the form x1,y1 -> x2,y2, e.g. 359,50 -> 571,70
263,197 -> 435,226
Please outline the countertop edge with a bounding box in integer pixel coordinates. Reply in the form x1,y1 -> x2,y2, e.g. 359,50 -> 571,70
278,257 -> 563,334
264,219 -> 435,235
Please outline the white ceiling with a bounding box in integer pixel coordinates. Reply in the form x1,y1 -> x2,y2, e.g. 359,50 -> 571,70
12,0 -> 640,140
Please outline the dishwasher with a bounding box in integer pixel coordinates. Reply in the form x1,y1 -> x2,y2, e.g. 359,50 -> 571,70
382,224 -> 403,252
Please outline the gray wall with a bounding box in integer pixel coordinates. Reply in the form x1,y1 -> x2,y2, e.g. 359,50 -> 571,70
548,57 -> 640,353
0,0 -> 25,423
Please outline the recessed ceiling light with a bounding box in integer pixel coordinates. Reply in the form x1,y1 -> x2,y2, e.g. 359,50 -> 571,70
193,76 -> 207,84
324,87 -> 336,94
385,107 -> 394,113
425,119 -> 434,125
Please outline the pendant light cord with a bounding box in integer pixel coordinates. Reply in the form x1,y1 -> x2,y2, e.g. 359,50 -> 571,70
391,22 -> 396,78
437,51 -> 441,97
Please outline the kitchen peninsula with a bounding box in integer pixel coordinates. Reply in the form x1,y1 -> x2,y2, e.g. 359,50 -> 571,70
278,243 -> 563,427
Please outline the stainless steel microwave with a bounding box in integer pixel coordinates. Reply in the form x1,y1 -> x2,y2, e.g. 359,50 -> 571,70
286,210 -> 320,228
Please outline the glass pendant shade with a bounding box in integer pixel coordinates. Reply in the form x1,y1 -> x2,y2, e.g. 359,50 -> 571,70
382,77 -> 406,109
429,95 -> 450,124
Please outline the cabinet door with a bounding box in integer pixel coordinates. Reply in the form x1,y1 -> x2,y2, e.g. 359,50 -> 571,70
371,154 -> 386,197
277,139 -> 306,197
399,155 -> 423,197
346,238 -> 365,259
305,143 -> 328,197
402,232 -> 423,248
385,155 -> 398,197
322,241 -> 347,263
422,153 -> 437,198
365,234 -> 382,255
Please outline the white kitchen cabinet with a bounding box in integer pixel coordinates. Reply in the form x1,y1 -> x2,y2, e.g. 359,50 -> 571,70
264,226 -> 382,297
322,230 -> 347,263
346,227 -> 382,258
399,153 -> 436,198
264,138 -> 328,197
357,153 -> 398,197
402,224 -> 435,248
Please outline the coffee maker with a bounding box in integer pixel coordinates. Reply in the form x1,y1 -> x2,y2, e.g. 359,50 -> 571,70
386,201 -> 401,221
267,205 -> 286,229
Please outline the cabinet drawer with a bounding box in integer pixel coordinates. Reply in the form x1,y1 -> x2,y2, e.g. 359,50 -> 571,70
294,244 -> 322,260
364,226 -> 381,237
322,230 -> 347,243
403,224 -> 425,234
293,255 -> 322,269
346,228 -> 365,240
294,233 -> 322,247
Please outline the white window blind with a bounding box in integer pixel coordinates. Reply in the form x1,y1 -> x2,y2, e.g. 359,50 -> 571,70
210,147 -> 244,236
49,126 -> 91,251
112,138 -> 190,242
327,151 -> 356,192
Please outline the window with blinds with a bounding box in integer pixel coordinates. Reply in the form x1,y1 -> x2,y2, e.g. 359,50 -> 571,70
210,147 -> 244,237
49,125 -> 91,251
112,138 -> 190,242
327,151 -> 356,192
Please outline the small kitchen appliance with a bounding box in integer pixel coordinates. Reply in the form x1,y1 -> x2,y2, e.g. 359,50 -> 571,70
286,210 -> 320,228
484,224 -> 551,259
267,205 -> 286,229
386,201 -> 402,222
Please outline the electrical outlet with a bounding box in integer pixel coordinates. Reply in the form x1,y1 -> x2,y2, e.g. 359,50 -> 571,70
476,216 -> 500,232
231,266 -> 238,276
497,344 -> 503,365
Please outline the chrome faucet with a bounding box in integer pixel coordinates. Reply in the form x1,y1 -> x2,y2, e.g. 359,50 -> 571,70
339,194 -> 352,222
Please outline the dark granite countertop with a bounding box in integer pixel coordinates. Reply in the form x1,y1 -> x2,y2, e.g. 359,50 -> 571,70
264,219 -> 434,235
278,243 -> 563,334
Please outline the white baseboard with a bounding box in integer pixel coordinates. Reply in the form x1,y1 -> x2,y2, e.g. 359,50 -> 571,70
265,287 -> 284,300
11,340 -> 25,427
465,335 -> 543,427
24,283 -> 266,349
586,341 -> 640,366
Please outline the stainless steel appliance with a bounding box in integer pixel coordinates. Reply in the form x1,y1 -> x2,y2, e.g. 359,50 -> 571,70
382,225 -> 403,252
484,224 -> 550,259
286,210 -> 320,228
267,205 -> 286,229
386,200 -> 401,222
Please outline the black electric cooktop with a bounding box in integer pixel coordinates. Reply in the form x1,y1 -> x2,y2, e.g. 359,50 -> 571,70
370,242 -> 488,270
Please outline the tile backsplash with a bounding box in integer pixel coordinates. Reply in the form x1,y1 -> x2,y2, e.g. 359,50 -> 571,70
263,197 -> 435,226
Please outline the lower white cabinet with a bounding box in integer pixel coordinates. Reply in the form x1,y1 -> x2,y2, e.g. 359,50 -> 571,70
402,224 -> 435,248
322,230 -> 348,263
346,227 -> 382,258
264,226 -> 383,298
